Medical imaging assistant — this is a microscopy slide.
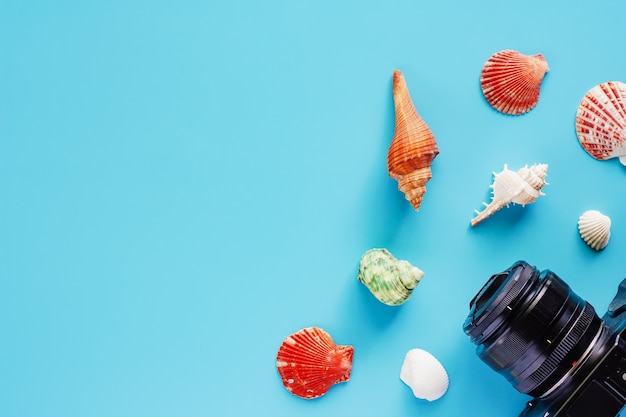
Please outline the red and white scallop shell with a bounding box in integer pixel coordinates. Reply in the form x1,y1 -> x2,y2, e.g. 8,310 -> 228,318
575,81 -> 626,165
276,327 -> 354,399
480,50 -> 549,115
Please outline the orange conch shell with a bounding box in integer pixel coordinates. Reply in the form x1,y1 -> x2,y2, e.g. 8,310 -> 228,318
575,81 -> 626,165
480,50 -> 549,115
387,70 -> 439,211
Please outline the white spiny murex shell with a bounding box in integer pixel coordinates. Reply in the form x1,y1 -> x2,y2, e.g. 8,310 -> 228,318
578,210 -> 611,250
470,163 -> 549,226
400,348 -> 449,401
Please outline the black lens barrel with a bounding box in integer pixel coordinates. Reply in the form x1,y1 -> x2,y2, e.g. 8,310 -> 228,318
464,261 -> 603,397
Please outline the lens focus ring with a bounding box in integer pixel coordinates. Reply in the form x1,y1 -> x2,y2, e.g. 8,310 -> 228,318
519,302 -> 598,396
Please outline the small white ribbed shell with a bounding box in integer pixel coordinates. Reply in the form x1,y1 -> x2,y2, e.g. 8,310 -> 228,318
400,348 -> 449,401
578,210 -> 611,251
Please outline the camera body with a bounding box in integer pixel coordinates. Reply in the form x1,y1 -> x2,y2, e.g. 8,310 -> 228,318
464,261 -> 626,417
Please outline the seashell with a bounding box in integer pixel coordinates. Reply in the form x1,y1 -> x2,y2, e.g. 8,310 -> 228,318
471,163 -> 548,226
358,248 -> 424,306
578,210 -> 611,250
400,348 -> 449,401
480,50 -> 549,115
387,69 -> 439,211
276,327 -> 354,399
575,81 -> 626,165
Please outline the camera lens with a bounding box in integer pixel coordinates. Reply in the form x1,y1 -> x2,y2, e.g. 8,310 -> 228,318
464,261 -> 604,397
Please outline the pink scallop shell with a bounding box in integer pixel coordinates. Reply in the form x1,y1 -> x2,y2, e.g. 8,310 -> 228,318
480,50 -> 549,115
276,327 -> 354,399
575,81 -> 626,165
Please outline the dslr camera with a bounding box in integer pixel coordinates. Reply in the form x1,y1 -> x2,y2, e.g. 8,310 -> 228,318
464,260 -> 626,417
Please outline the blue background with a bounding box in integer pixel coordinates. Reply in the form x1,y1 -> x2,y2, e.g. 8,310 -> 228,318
2,1 -> 626,416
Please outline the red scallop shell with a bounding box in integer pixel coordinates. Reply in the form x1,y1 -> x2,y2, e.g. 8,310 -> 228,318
575,81 -> 626,164
276,327 -> 354,399
387,70 -> 439,211
480,50 -> 549,115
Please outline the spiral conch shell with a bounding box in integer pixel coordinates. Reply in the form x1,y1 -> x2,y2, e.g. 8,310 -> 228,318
387,70 -> 439,211
578,210 -> 611,251
575,81 -> 626,165
358,248 -> 424,306
480,50 -> 549,115
471,163 -> 549,226
400,348 -> 449,401
276,327 -> 354,399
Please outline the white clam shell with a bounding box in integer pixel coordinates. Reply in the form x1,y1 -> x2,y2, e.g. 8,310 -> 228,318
578,210 -> 611,250
400,348 -> 449,401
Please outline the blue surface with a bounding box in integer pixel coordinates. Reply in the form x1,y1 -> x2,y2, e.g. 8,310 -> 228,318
2,1 -> 626,416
